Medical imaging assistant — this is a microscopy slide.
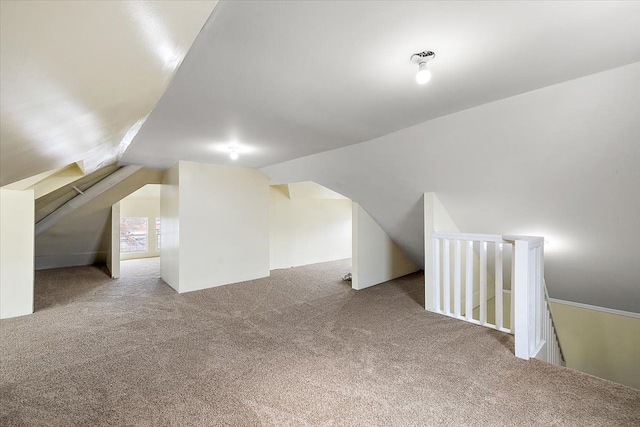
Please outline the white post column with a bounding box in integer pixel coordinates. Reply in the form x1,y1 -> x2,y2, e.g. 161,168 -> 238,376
0,188 -> 35,319
513,239 -> 530,360
423,193 -> 435,311
108,202 -> 121,279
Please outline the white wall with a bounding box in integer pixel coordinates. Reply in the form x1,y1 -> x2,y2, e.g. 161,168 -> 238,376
160,163 -> 180,292
0,188 -> 34,319
119,185 -> 161,261
160,161 -> 270,293
262,63 -> 640,312
270,185 -> 352,270
352,202 -> 418,290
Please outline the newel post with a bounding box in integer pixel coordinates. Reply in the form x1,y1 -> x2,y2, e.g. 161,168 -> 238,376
513,239 -> 530,360
424,194 -> 435,311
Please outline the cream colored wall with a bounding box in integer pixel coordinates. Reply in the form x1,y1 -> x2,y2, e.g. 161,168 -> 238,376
119,185 -> 161,261
161,161 -> 270,293
160,163 -> 180,292
286,181 -> 347,200
0,188 -> 34,319
0,0 -> 218,186
270,186 -> 352,270
550,302 -> 640,390
32,163 -> 85,198
352,202 -> 418,290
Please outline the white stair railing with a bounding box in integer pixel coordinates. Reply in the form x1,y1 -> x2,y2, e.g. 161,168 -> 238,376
431,233 -> 512,333
429,232 -> 564,365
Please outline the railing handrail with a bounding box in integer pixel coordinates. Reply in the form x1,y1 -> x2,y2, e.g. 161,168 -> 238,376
432,232 -> 507,243
433,232 -> 544,247
503,235 -> 544,248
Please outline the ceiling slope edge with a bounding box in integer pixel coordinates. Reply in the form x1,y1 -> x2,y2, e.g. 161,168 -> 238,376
0,0 -> 219,187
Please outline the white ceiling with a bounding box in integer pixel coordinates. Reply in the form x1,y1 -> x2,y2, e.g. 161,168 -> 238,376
0,0 -> 217,186
263,62 -> 640,313
121,1 -> 640,169
3,1 -> 639,311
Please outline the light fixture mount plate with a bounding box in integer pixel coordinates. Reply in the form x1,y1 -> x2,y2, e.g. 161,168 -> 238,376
411,51 -> 435,64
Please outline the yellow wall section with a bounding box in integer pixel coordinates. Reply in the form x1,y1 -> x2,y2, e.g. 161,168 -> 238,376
550,302 -> 640,390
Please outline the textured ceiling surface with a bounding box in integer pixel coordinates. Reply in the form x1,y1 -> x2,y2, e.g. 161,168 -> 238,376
122,1 -> 640,169
0,0 -> 217,186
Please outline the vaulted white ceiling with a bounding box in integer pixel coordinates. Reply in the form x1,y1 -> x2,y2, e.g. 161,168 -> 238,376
120,1 -> 640,312
2,1 -> 639,312
263,62 -> 640,313
121,1 -> 640,168
0,0 -> 217,186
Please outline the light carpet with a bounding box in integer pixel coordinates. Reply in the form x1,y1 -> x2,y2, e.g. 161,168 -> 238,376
1,258 -> 638,426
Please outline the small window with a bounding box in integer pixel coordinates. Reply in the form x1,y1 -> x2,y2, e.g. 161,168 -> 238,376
120,217 -> 148,252
156,217 -> 161,250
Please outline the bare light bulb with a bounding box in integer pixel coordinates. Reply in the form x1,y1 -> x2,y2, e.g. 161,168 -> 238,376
416,62 -> 431,84
229,147 -> 239,160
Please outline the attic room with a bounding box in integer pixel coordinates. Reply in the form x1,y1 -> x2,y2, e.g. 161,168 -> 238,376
1,1 -> 639,425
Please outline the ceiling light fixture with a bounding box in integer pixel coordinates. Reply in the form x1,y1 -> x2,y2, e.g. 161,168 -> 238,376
228,146 -> 239,160
411,51 -> 435,85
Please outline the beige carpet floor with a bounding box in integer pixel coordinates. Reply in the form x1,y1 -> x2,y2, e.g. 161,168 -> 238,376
1,258 -> 638,426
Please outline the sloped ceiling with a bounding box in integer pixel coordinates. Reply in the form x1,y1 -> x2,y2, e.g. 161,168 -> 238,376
0,0 -> 217,186
121,1 -> 640,169
34,164 -> 119,223
3,2 -> 639,312
263,63 -> 640,313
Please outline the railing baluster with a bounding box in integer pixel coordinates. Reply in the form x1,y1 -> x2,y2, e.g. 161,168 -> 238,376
513,240 -> 532,359
454,239 -> 461,317
532,247 -> 540,354
479,240 -> 487,325
429,232 -> 563,366
434,238 -> 440,313
443,239 -> 450,315
495,242 -> 503,330
528,247 -> 536,356
510,243 -> 515,333
536,247 -> 542,348
465,240 -> 473,321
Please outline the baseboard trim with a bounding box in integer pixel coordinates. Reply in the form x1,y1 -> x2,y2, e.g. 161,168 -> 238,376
548,298 -> 640,319
502,289 -> 638,318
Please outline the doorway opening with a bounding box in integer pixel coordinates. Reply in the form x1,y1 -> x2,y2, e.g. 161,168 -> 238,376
269,181 -> 353,285
110,184 -> 161,279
